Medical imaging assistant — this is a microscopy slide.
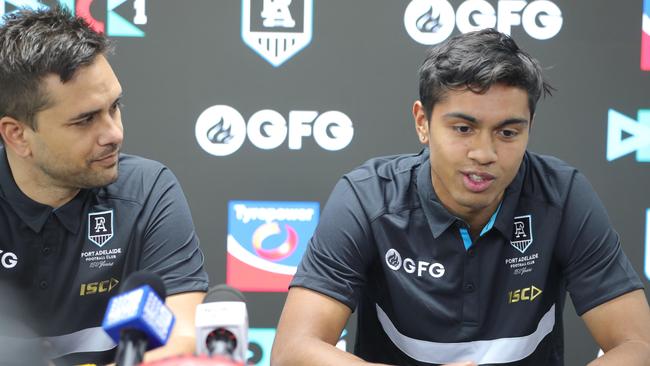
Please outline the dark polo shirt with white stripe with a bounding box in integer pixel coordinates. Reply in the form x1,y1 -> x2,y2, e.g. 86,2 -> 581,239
291,149 -> 643,365
0,147 -> 209,365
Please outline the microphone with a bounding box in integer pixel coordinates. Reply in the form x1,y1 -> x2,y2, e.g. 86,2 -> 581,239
195,285 -> 248,363
102,271 -> 175,366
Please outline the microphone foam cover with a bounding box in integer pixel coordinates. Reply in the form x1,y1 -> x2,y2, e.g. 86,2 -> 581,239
203,284 -> 246,303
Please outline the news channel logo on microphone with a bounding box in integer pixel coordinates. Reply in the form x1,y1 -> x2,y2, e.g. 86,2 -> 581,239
102,283 -> 175,348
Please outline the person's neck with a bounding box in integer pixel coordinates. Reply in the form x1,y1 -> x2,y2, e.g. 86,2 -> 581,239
6,152 -> 79,209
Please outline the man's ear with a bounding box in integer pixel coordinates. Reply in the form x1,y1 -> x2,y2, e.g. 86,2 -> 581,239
413,100 -> 430,144
0,116 -> 32,158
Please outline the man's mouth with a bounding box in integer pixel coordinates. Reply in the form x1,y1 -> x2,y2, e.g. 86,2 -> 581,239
462,171 -> 496,193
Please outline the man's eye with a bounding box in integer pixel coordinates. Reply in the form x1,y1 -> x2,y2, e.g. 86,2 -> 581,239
75,115 -> 95,125
110,101 -> 123,113
453,126 -> 472,133
500,129 -> 519,138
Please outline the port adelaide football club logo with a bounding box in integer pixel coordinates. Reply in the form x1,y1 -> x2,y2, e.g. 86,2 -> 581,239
510,215 -> 532,253
242,0 -> 313,67
505,215 -> 538,276
88,210 -> 114,247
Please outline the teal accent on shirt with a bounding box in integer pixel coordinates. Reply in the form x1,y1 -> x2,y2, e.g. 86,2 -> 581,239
459,203 -> 502,250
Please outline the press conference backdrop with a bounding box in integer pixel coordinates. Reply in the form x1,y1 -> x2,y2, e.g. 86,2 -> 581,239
2,0 -> 649,364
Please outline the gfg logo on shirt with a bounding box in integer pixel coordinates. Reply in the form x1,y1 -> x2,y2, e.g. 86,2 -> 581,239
0,0 -> 147,37
242,0 -> 313,67
195,105 -> 354,156
404,0 -> 562,45
0,250 -> 18,269
385,248 -> 445,278
607,109 -> 650,163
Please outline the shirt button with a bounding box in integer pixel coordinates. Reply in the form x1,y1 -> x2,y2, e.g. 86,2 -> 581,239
464,282 -> 475,292
39,280 -> 48,289
42,247 -> 51,256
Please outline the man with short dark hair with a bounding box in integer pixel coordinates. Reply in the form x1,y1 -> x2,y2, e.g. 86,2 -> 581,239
0,6 -> 208,365
271,29 -> 650,365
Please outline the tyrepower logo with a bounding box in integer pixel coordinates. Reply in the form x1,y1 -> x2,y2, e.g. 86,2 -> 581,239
643,0 -> 650,70
404,0 -> 562,45
0,0 -> 148,37
607,109 -> 650,163
226,201 -> 319,292
195,105 -> 354,156
385,248 -> 445,278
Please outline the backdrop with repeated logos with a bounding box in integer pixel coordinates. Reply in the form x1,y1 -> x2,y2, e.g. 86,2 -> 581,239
3,0 -> 649,364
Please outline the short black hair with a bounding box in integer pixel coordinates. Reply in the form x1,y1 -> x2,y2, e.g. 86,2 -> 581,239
0,6 -> 112,130
418,28 -> 553,120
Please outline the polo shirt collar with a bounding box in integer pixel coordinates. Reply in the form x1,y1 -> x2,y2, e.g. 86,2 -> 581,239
415,150 -> 528,239
0,147 -> 86,234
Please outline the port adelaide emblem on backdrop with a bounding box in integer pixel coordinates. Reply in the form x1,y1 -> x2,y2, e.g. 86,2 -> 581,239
505,215 -> 538,276
242,0 -> 313,67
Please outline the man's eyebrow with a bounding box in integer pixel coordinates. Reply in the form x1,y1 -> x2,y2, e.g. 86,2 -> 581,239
442,112 -> 477,124
68,94 -> 123,122
497,118 -> 529,128
442,112 -> 529,127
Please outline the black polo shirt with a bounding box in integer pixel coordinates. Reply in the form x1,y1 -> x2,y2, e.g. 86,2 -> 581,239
291,149 -> 643,365
0,147 -> 209,365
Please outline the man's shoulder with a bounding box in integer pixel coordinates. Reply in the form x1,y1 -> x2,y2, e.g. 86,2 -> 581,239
99,154 -> 173,202
345,151 -> 425,184
340,151 -> 425,214
521,151 -> 580,205
117,153 -> 166,172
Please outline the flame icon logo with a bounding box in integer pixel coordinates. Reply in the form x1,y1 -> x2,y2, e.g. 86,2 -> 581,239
207,118 -> 234,144
404,0 -> 455,45
385,249 -> 402,271
252,222 -> 299,261
416,6 -> 441,33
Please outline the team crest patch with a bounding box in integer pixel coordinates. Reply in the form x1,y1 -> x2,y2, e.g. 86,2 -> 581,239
88,210 -> 114,247
510,215 -> 533,253
241,0 -> 313,67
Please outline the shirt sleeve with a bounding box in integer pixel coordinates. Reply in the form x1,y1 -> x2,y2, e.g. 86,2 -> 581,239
290,177 -> 377,311
558,171 -> 643,315
138,167 -> 209,296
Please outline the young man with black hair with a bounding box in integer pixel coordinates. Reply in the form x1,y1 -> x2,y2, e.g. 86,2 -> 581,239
272,29 -> 650,366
